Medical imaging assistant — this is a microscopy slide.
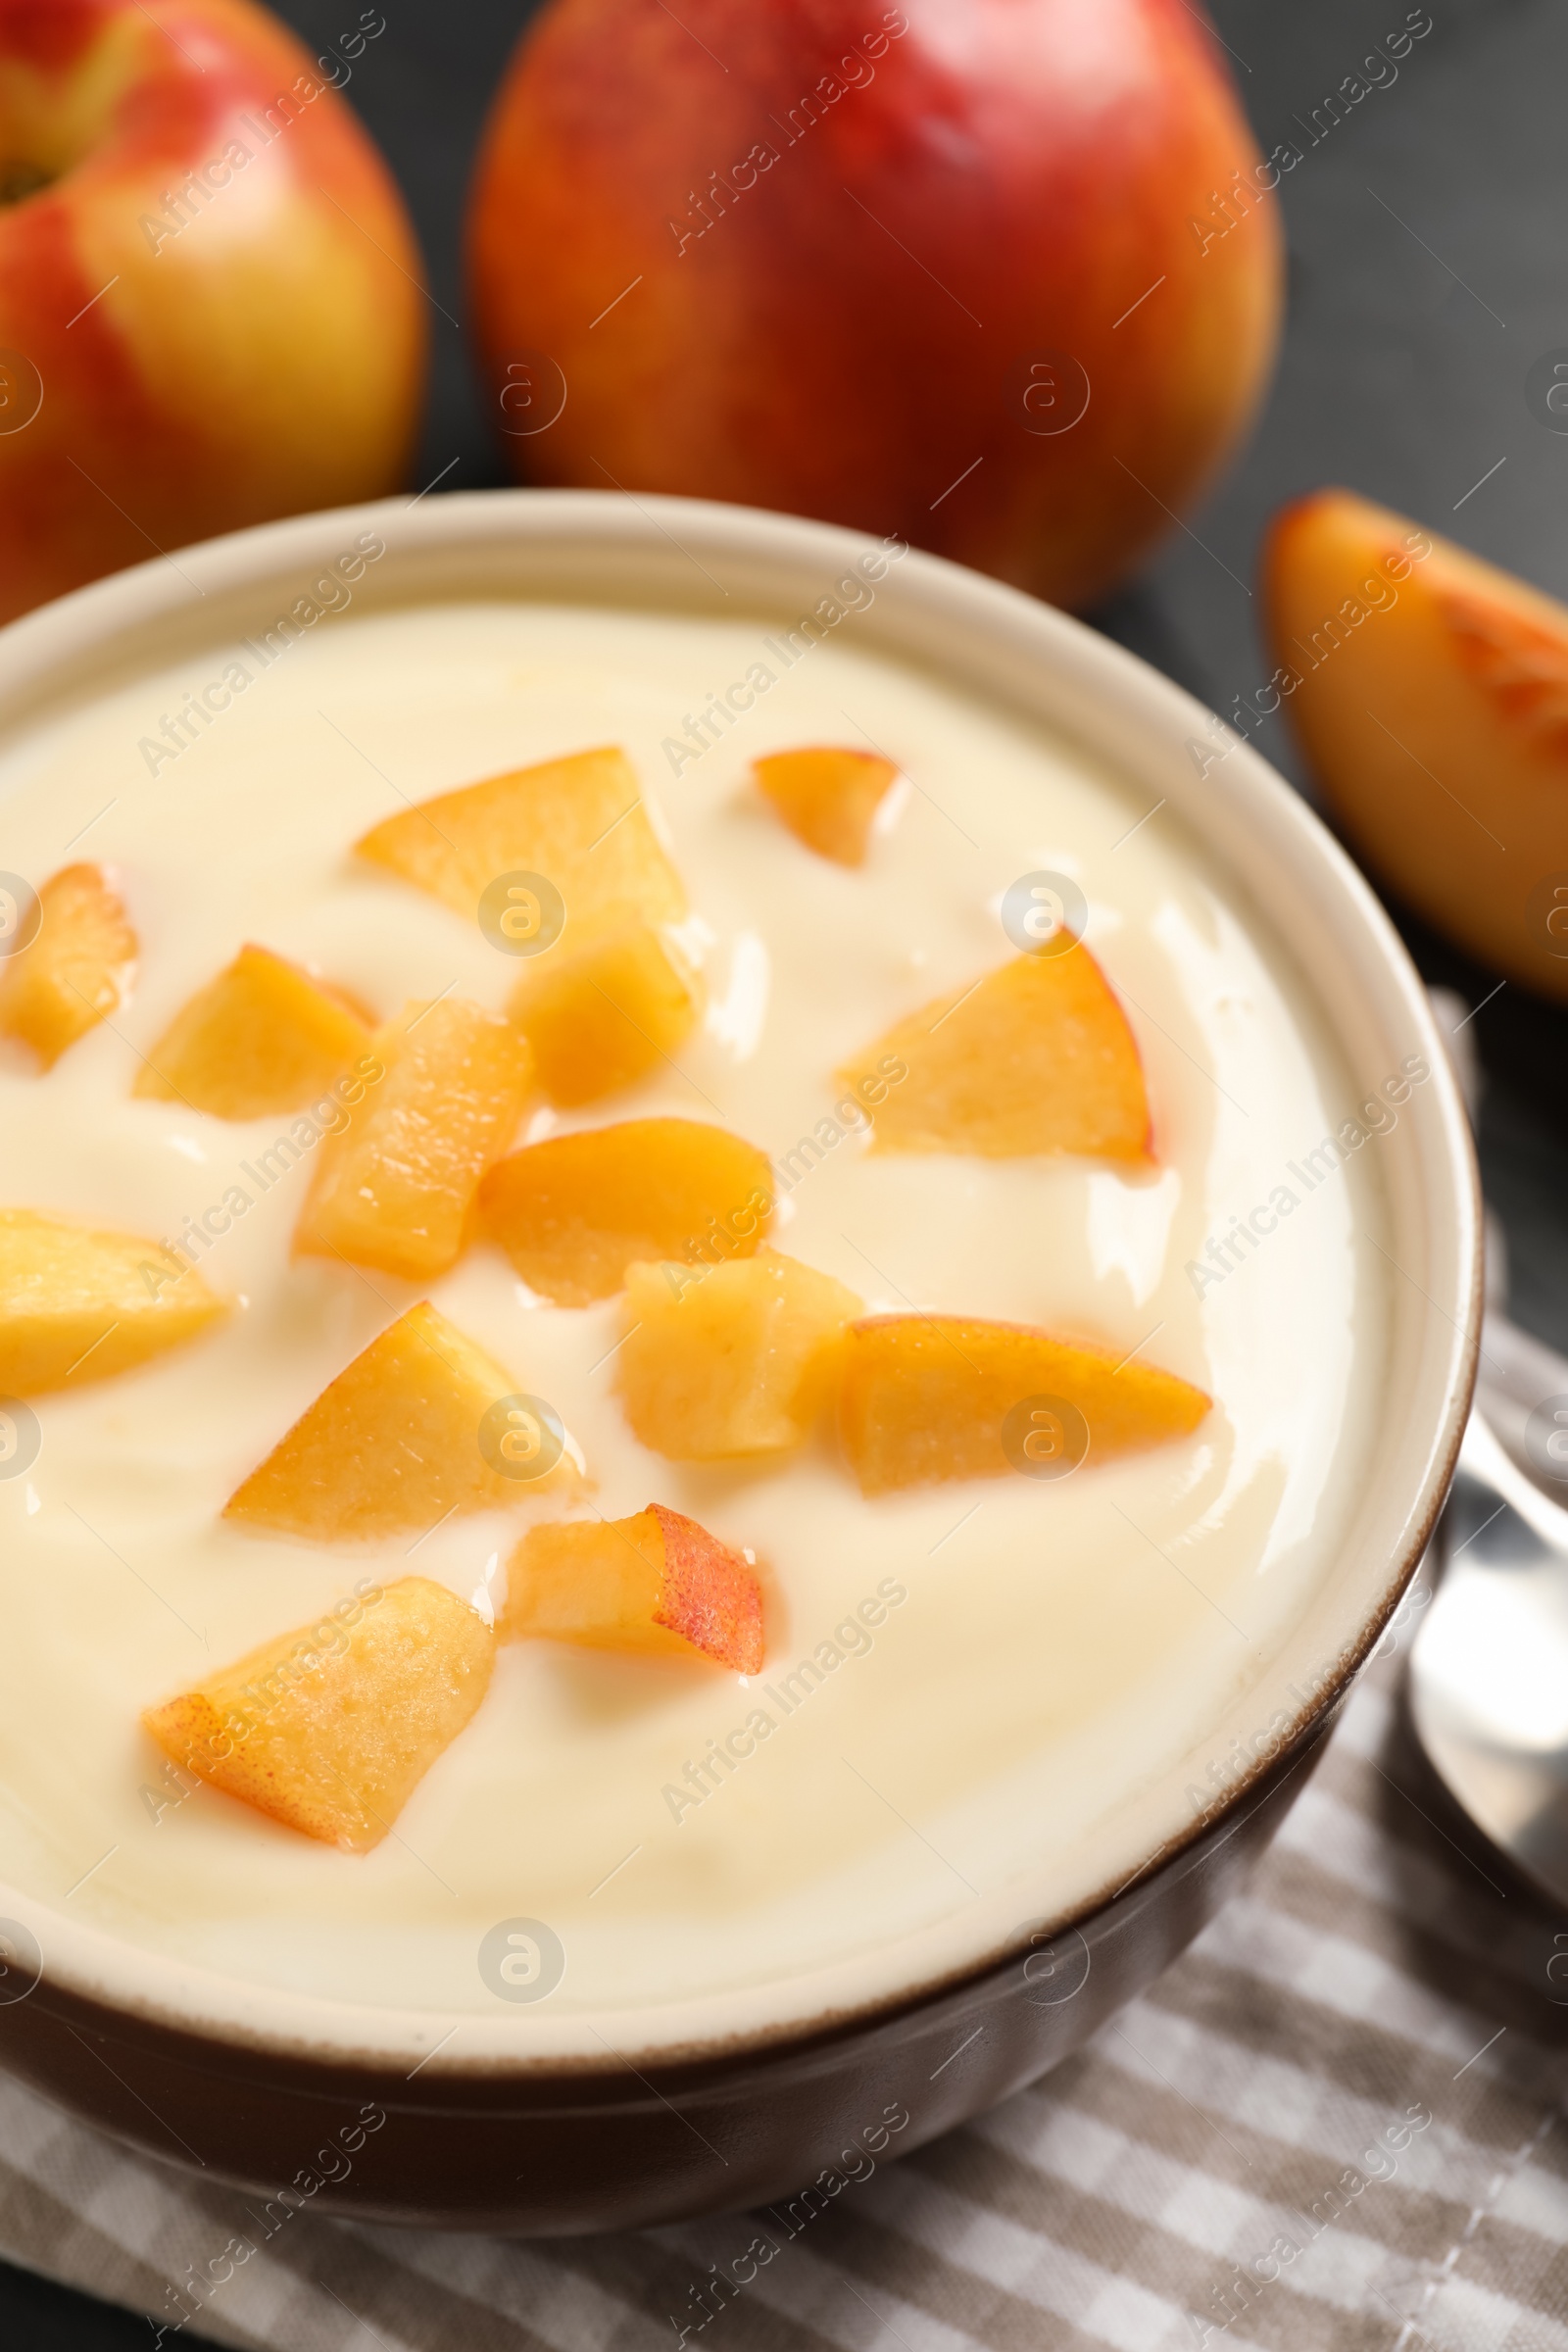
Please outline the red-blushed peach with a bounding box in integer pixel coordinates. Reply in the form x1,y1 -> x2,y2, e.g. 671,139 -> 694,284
467,0 -> 1281,610
0,0 -> 424,621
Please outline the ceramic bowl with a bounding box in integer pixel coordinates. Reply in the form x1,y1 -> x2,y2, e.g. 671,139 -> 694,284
0,491 -> 1479,2231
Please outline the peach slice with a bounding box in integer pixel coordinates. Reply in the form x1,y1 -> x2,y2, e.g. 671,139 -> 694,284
1264,488 -> 1568,997
356,744 -> 687,932
223,1300 -> 575,1543
753,746 -> 900,866
839,1314 -> 1210,1495
836,951 -> 1150,1160
133,945 -> 372,1120
295,998 -> 531,1280
143,1577 -> 495,1851
503,1504 -> 763,1671
619,1249 -> 862,1459
480,1117 -> 773,1305
0,863 -> 135,1070
509,921 -> 702,1106
0,1208 -> 226,1394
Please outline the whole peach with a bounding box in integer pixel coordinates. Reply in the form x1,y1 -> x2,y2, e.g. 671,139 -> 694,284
468,0 -> 1282,610
0,0 -> 425,622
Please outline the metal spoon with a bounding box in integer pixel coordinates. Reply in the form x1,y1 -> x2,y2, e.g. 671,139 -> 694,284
1409,1315 -> 1568,1905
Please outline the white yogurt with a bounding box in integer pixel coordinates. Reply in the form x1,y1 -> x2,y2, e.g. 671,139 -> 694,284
0,600 -> 1392,2014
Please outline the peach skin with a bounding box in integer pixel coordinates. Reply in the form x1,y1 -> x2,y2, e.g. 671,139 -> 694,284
1265,489 -> 1568,1002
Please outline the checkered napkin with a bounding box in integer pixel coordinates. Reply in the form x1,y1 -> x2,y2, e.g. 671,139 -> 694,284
2,1637 -> 1564,2352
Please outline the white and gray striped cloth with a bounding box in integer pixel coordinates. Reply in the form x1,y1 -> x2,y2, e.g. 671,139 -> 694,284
2,1642 -> 1564,2352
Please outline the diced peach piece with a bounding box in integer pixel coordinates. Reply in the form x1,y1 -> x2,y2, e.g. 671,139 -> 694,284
133,945 -> 372,1120
753,746 -> 900,866
223,1301 -> 576,1543
836,952 -> 1150,1160
1265,489 -> 1568,997
355,744 -> 687,931
509,921 -> 702,1106
0,863 -> 135,1070
294,998 -> 531,1280
839,1314 -> 1210,1495
481,1118 -> 772,1304
0,1207 -> 225,1395
143,1577 -> 495,1851
619,1250 -> 862,1459
503,1504 -> 763,1671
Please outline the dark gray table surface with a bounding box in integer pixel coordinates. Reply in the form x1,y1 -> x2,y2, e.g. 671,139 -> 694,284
7,0 -> 1563,2340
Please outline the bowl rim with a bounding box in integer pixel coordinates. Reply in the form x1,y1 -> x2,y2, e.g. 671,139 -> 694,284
0,486 -> 1480,2076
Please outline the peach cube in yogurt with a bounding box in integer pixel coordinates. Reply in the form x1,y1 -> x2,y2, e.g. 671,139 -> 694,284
618,1250 -> 862,1459
481,1117 -> 773,1304
839,1315 -> 1210,1495
355,745 -> 686,931
753,746 -> 900,866
837,951 -> 1151,1160
508,922 -> 702,1106
504,1504 -> 763,1672
295,998 -> 531,1280
223,1301 -> 576,1543
0,1207 -> 225,1394
0,863 -> 135,1070
135,945 -> 371,1120
143,1577 -> 495,1851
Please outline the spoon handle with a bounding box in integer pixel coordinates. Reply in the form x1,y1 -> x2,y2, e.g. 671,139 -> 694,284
1456,1410 -> 1568,1551
1461,1314 -> 1568,1540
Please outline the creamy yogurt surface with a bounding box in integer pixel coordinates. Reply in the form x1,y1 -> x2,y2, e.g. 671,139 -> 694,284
0,595 -> 1393,2017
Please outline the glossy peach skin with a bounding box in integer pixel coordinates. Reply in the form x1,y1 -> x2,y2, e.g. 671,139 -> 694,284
467,0 -> 1281,611
0,0 -> 425,622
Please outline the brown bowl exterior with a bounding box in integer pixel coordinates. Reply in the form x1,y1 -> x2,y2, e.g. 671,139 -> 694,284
0,1722 -> 1330,2234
